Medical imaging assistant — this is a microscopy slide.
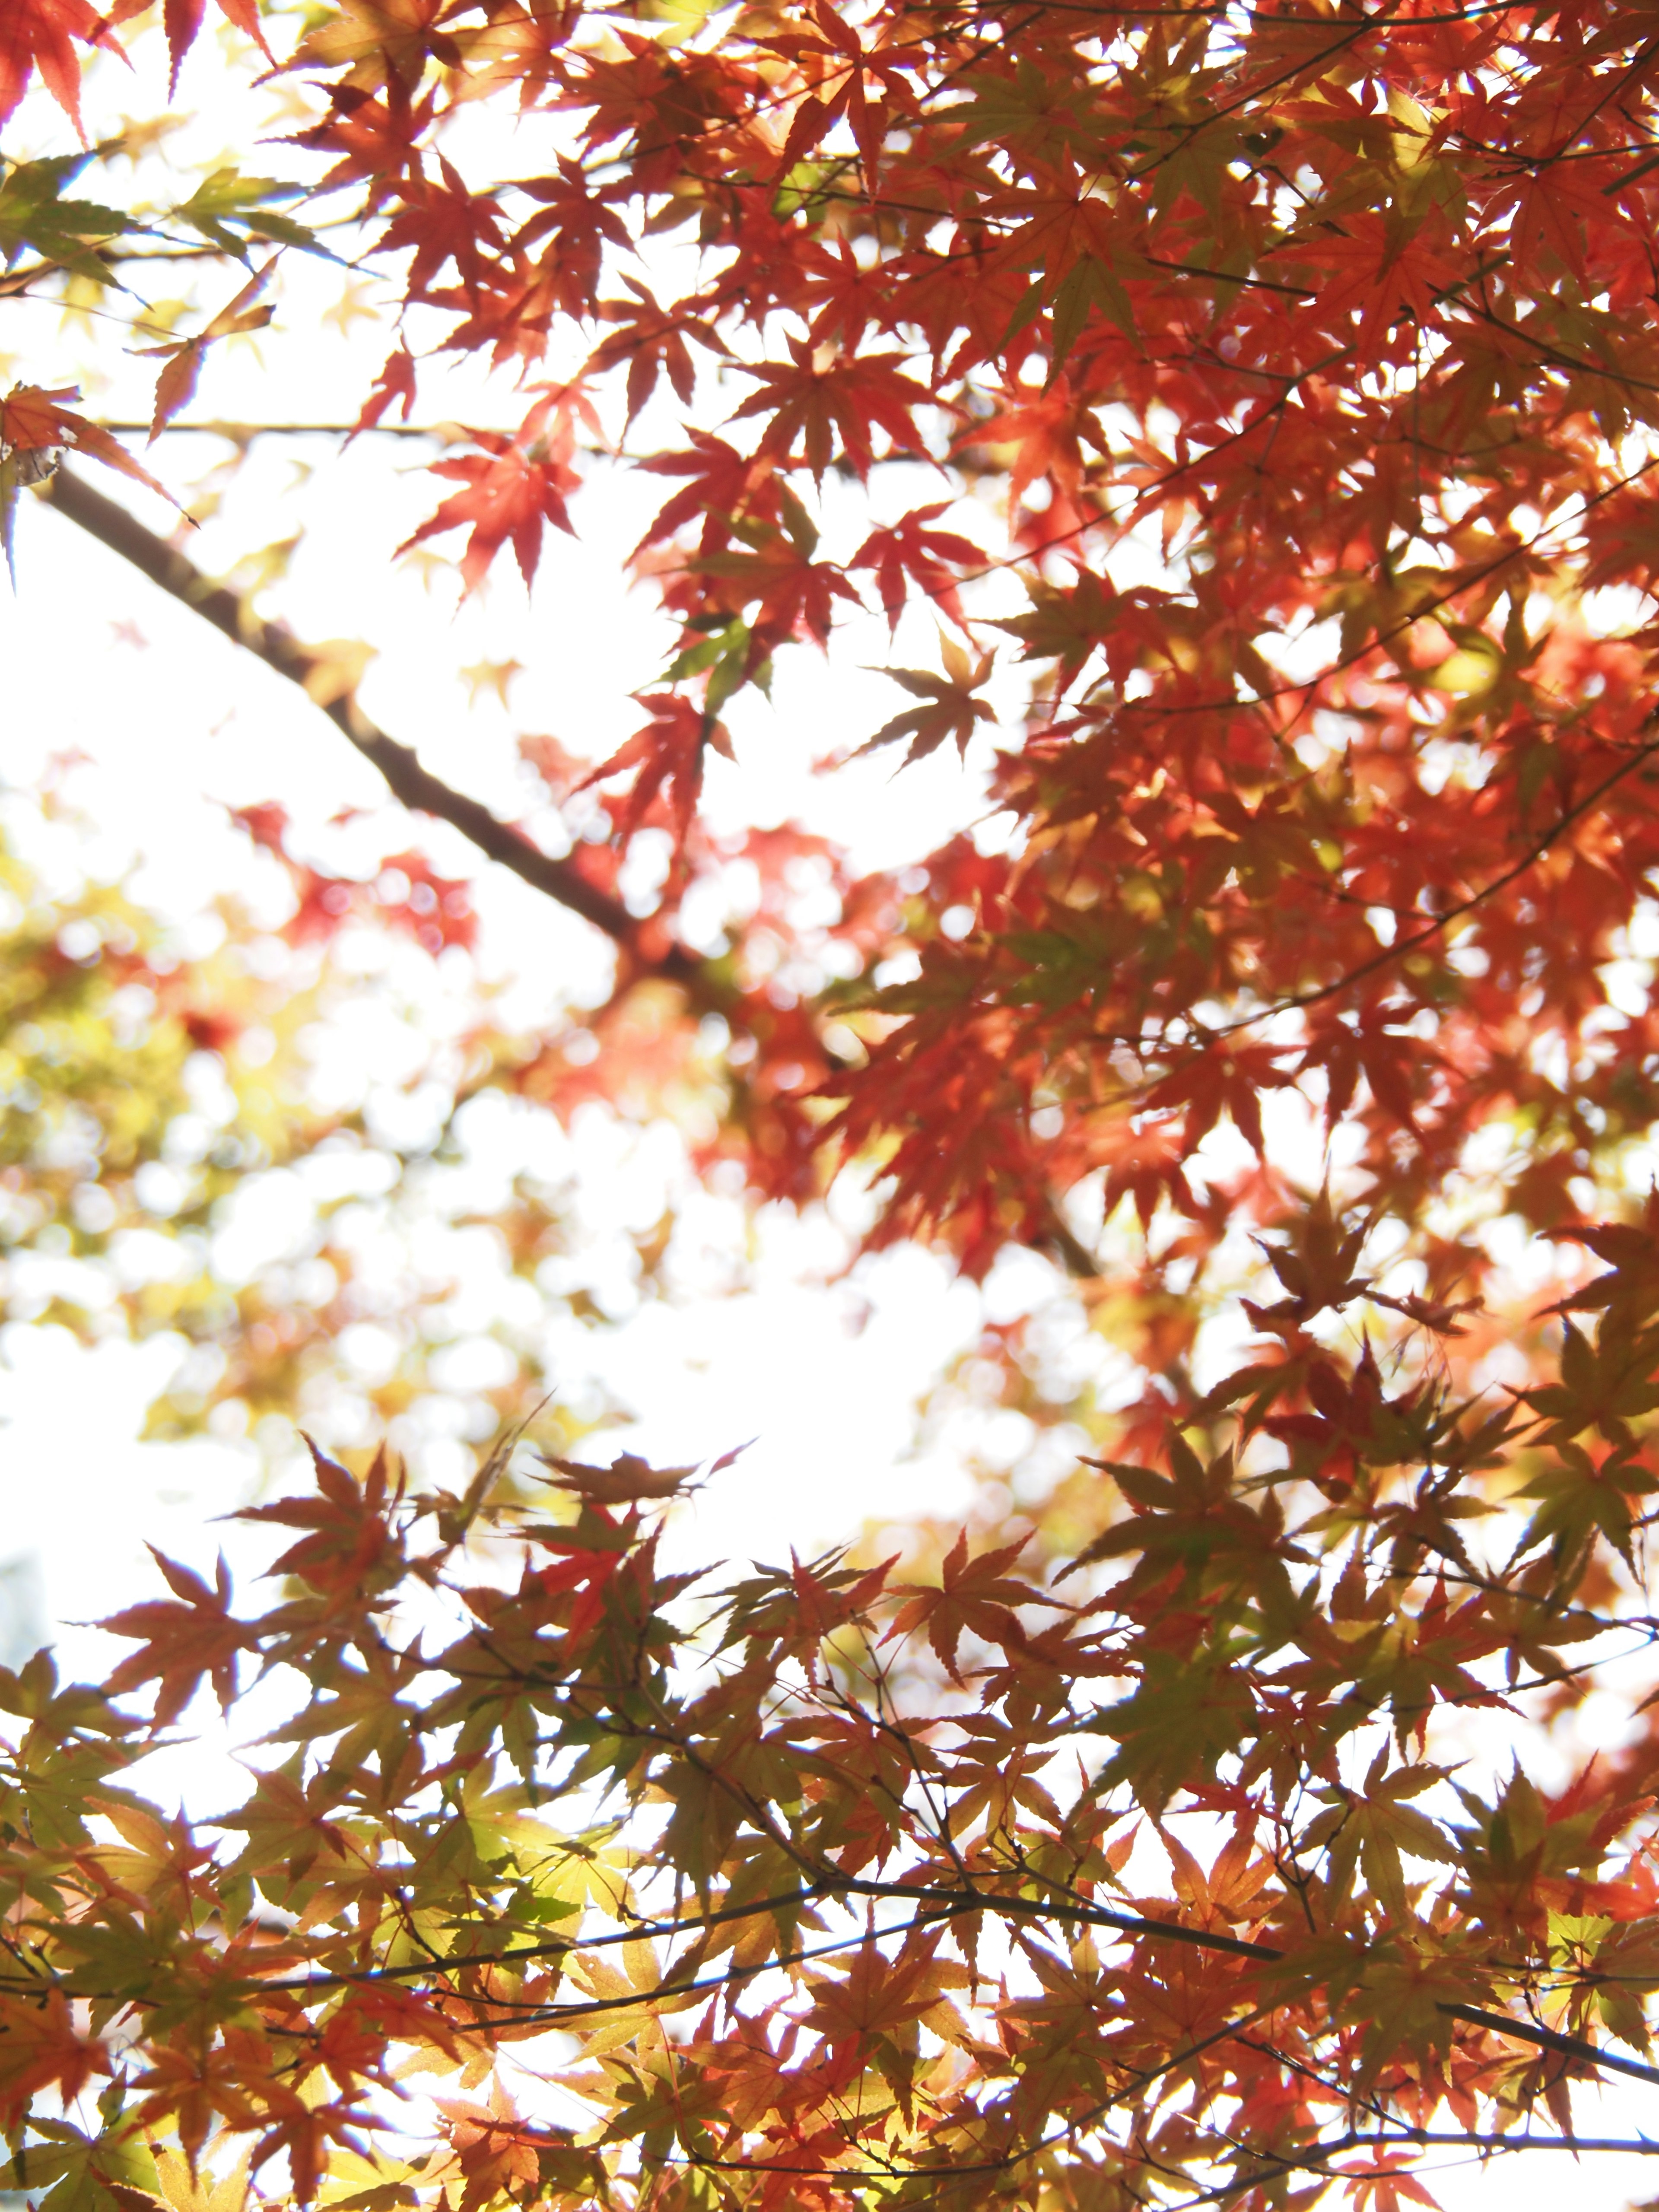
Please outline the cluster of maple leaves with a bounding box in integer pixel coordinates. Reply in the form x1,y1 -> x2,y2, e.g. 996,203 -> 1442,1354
10,0 -> 1659,2202
9,1222 -> 1659,2212
10,0 -> 1659,1256
10,0 -> 1659,1265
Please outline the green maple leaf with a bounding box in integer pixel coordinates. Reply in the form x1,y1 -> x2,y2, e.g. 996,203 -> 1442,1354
10,2118 -> 164,2212
1523,1317 -> 1659,1447
1303,1753 -> 1459,1916
0,156 -> 130,283
1516,1440 -> 1657,1569
952,62 -> 1106,161
1095,1647 -> 1254,1811
170,170 -> 320,258
1333,1938 -> 1473,2087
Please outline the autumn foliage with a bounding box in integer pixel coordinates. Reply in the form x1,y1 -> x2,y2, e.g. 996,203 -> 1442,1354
10,0 -> 1659,2205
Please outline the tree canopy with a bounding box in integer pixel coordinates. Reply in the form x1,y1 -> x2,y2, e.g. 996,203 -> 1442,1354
6,0 -> 1659,2206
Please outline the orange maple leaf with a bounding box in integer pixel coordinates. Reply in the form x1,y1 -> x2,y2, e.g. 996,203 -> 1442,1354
0,1989 -> 110,2126
102,1549 -> 246,1726
887,1530 -> 1065,1682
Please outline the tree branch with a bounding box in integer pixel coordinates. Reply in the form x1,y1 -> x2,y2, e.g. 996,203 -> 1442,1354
1439,2001 -> 1659,2089
96,422 -> 458,437
43,465 -> 694,979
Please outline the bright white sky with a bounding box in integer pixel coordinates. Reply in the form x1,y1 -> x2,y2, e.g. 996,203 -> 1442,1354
3,22 -> 1659,2205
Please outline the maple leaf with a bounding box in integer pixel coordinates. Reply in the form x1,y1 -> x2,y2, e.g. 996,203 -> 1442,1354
767,0 -> 905,188
162,0 -> 273,94
860,636 -> 996,764
1070,1431 -> 1298,1599
353,344 -> 418,435
685,513 -> 860,658
0,385 -> 175,518
995,188 -> 1142,365
0,1990 -> 110,2126
589,277 -> 725,423
288,81 -> 435,210
887,1529 -> 1061,1682
1334,2154 -> 1443,2212
1096,1648 -> 1255,1812
852,504 -> 983,633
989,570 -> 1125,686
237,1438 -> 403,1602
1516,1441 -> 1656,1571
1521,1317 -> 1659,1449
963,376 -> 1107,512
1302,1749 -> 1460,1917
169,172 -> 318,261
432,2083 -> 592,2212
251,2094 -> 373,2205
1245,1190 -> 1373,1326
100,1549 -> 245,1725
1144,1043 -> 1297,1157
130,2044 -> 263,2165
633,428 -> 780,558
0,0 -> 133,133
459,657 -> 522,708
1277,213 -> 1461,360
731,339 -> 929,481
510,157 -> 631,299
0,156 -> 130,283
396,387 -> 593,590
573,690 -> 728,845
90,1804 -> 216,1966
801,1929 -> 961,2050
136,261 -> 276,439
292,0 -> 462,88
1092,1119 -> 1197,1230
216,1752 -> 354,1891
536,1450 -> 700,1503
378,157 -> 505,299
0,2114 -> 165,2212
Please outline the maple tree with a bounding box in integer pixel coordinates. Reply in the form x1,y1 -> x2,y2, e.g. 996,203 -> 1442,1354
11,0 -> 1659,2203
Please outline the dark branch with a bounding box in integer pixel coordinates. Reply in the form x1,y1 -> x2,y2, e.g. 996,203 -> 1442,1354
1439,2001 -> 1659,2089
43,465 -> 694,979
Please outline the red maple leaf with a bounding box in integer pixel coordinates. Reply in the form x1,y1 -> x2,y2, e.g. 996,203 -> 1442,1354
634,429 -> 781,560
397,386 -> 596,591
589,278 -> 725,423
852,503 -> 983,632
887,1530 -> 1064,1682
1,384 -> 176,506
378,156 -> 505,300
238,1440 -> 402,1603
0,0 -> 138,132
731,339 -> 930,480
354,344 -> 418,435
163,0 -> 273,95
288,78 -> 435,208
575,691 -> 727,845
251,2094 -> 373,2205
